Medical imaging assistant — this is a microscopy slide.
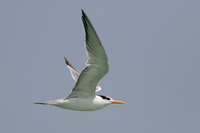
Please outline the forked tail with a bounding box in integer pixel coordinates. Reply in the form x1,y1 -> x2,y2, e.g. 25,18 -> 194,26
34,102 -> 47,105
34,99 -> 64,105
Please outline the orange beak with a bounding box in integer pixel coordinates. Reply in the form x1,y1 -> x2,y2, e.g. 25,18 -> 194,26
111,100 -> 127,104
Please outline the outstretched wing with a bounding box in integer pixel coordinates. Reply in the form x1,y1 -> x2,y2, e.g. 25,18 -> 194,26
64,57 -> 80,81
67,10 -> 108,98
64,57 -> 102,92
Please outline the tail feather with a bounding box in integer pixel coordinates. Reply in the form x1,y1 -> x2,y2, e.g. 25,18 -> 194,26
34,99 -> 64,105
34,102 -> 47,105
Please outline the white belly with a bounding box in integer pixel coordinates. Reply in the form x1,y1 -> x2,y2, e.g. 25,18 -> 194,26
55,98 -> 108,111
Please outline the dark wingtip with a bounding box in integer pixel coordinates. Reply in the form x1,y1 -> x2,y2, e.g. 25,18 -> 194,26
81,9 -> 84,14
64,57 -> 70,65
81,9 -> 84,17
81,9 -> 87,20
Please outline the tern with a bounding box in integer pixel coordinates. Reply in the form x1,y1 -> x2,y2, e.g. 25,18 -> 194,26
35,10 -> 127,111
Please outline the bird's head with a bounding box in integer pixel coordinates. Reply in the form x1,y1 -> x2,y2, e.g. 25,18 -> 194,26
98,95 -> 127,104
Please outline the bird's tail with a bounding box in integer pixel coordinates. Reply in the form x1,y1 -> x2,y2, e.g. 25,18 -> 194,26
34,98 -> 64,105
34,102 -> 47,105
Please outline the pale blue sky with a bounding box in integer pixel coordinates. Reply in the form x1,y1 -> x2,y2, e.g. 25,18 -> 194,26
1,0 -> 200,133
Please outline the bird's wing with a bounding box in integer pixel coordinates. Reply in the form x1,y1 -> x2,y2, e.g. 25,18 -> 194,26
67,10 -> 109,98
64,57 -> 80,81
64,57 -> 102,92
95,85 -> 102,92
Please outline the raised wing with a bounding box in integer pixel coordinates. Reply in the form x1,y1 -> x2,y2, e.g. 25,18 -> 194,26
64,57 -> 80,81
64,57 -> 102,92
67,10 -> 109,98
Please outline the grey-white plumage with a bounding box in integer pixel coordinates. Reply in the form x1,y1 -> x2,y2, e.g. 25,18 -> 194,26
64,57 -> 102,92
35,9 -> 126,111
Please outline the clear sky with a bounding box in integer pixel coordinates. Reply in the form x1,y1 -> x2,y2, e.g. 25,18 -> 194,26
1,0 -> 200,133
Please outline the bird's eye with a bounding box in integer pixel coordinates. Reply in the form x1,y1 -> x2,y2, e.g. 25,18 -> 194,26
106,97 -> 110,100
102,96 -> 107,99
99,95 -> 110,100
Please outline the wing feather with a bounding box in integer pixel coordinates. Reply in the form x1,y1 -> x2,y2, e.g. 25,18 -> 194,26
67,10 -> 109,98
64,57 -> 102,92
64,57 -> 80,81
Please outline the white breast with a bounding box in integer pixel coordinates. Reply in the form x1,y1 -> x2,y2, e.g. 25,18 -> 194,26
54,96 -> 110,111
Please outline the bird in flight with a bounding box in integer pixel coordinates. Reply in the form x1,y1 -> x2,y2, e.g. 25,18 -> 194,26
35,9 -> 127,111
